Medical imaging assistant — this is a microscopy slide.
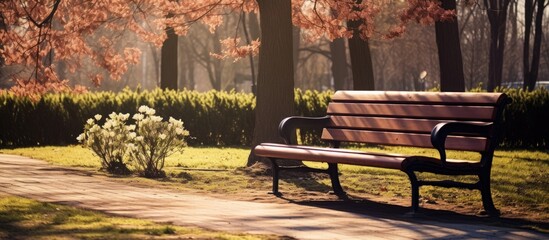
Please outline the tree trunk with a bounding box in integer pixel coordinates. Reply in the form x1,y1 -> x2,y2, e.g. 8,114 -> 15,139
160,27 -> 178,90
506,1 -> 518,84
178,37 -> 195,90
486,0 -> 511,92
149,44 -> 160,87
329,38 -> 350,90
248,12 -> 261,40
247,0 -> 295,166
212,30 -> 223,90
293,26 -> 301,78
57,60 -> 66,81
0,16 -> 5,82
523,0 -> 546,91
435,0 -> 465,92
178,37 -> 186,90
242,13 -> 257,93
528,0 -> 546,90
247,12 -> 261,94
347,20 -> 375,90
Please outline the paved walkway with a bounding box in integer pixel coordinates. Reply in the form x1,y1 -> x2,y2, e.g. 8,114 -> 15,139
0,154 -> 546,240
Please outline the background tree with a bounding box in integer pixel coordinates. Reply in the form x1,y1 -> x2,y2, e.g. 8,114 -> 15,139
348,20 -> 375,90
187,26 -> 226,90
391,0 -> 463,91
523,0 -> 548,90
0,0 -> 255,96
485,0 -> 513,91
435,0 -> 465,91
347,0 -> 375,90
161,26 -> 178,90
178,37 -> 196,90
505,1 -> 520,85
241,13 -> 258,93
0,13 -> 6,87
6,0 -> 545,94
0,0 -> 165,97
329,38 -> 351,90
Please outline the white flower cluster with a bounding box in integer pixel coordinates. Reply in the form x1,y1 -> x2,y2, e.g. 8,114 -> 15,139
77,105 -> 189,177
129,106 -> 189,177
77,112 -> 134,173
138,105 -> 156,115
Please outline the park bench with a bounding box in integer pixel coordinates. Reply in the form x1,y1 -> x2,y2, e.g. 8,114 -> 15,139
253,91 -> 510,216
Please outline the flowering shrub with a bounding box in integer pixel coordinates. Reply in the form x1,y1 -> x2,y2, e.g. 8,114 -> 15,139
77,113 -> 133,175
77,106 -> 189,177
128,106 -> 189,178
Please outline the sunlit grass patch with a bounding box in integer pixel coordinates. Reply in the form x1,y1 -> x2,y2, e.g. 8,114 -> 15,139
0,145 -> 249,170
0,196 -> 278,239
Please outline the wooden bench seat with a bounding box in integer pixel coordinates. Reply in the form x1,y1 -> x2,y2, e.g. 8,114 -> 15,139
253,91 -> 510,216
255,143 -> 482,172
255,143 -> 408,169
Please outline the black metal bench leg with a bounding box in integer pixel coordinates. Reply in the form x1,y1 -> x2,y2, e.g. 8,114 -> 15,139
479,172 -> 500,216
405,170 -> 420,213
270,159 -> 281,196
327,163 -> 347,199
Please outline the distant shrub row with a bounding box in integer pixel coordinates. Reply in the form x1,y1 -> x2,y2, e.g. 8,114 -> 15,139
499,88 -> 549,148
0,88 -> 547,149
0,89 -> 330,147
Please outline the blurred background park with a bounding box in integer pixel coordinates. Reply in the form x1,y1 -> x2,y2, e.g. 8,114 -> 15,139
1,1 -> 548,93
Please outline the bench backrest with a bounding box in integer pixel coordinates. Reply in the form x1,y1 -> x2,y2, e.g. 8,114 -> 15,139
321,91 -> 509,152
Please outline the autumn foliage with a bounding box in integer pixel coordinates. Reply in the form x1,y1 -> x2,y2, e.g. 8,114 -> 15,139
0,0 -> 452,98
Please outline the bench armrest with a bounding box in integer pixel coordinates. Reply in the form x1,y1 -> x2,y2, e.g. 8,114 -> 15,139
279,116 -> 331,144
431,122 -> 493,164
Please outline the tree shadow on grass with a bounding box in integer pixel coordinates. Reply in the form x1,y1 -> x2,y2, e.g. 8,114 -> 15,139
39,167 -> 95,176
39,166 -> 139,179
494,153 -> 549,166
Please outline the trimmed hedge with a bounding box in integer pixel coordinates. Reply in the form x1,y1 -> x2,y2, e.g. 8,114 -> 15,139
0,89 -> 254,146
0,89 -> 330,147
0,88 -> 547,149
500,88 -> 549,148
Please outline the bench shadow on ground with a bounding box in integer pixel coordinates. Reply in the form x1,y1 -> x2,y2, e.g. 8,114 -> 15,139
294,198 -> 547,232
274,172 -> 549,234
280,172 -> 334,193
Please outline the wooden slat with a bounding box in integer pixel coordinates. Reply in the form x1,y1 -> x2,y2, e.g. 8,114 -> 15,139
327,103 -> 495,121
254,143 -> 407,169
331,91 -> 505,105
329,116 -> 449,133
321,129 -> 487,152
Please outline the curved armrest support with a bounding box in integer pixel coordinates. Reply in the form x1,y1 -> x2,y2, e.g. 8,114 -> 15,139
431,122 -> 493,164
279,116 -> 331,144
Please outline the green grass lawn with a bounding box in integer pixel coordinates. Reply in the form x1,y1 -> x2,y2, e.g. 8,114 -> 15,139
1,145 -> 548,224
0,195 -> 278,240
